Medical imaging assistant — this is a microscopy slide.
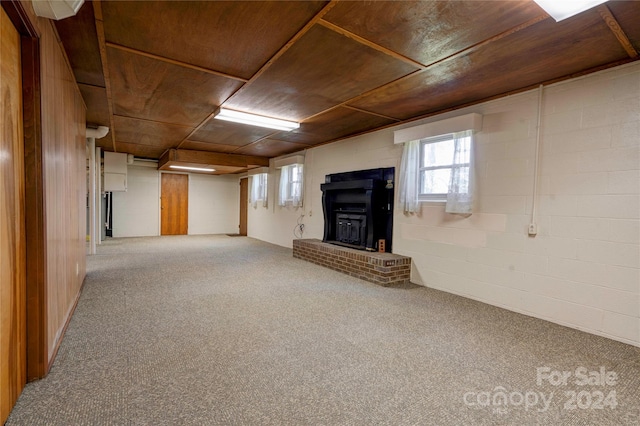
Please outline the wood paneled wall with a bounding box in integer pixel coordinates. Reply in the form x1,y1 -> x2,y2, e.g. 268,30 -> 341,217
38,10 -> 87,364
1,6 -> 26,423
13,1 -> 88,379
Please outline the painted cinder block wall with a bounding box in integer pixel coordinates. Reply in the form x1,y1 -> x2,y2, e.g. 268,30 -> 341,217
248,62 -> 640,347
112,167 -> 240,237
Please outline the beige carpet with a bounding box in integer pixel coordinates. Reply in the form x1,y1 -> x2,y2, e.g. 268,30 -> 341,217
7,235 -> 640,425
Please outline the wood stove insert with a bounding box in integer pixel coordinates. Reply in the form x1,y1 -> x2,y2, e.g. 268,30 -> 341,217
320,167 -> 394,252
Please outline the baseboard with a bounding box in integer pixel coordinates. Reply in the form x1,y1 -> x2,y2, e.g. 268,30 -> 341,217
46,274 -> 87,373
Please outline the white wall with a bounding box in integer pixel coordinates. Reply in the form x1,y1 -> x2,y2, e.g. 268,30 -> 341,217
247,62 -> 640,347
189,174 -> 239,235
112,166 -> 239,237
247,169 -> 307,247
112,166 -> 159,237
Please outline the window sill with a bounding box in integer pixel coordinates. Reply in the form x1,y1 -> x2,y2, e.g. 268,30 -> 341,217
418,197 -> 446,204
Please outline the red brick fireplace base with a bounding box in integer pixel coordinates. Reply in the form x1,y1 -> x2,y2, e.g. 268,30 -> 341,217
293,239 -> 411,287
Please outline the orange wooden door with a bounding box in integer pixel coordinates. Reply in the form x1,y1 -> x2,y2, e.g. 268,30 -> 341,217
1,6 -> 27,423
239,178 -> 248,236
161,173 -> 188,235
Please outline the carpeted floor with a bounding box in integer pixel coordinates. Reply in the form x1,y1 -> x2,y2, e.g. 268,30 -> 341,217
6,235 -> 640,425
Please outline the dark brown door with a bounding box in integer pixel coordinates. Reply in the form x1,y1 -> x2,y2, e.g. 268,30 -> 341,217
161,173 -> 188,235
1,6 -> 26,423
239,178 -> 248,236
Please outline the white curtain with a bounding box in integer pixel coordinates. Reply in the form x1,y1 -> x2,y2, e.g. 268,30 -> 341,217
249,174 -> 267,208
446,130 -> 474,214
290,164 -> 303,208
278,166 -> 289,207
399,139 -> 420,213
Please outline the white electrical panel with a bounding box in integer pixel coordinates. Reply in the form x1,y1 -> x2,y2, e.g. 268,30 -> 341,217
103,152 -> 128,192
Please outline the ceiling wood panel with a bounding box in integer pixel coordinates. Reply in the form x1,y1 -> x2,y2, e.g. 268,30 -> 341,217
273,107 -> 397,145
608,2 -> 640,51
225,24 -> 419,121
78,83 -> 110,127
181,141 -> 244,154
323,0 -> 543,67
187,119 -> 277,147
52,0 -> 640,172
113,116 -> 192,154
233,139 -> 309,157
114,142 -> 166,159
102,0 -> 328,80
54,1 -> 104,87
108,47 -> 243,127
95,138 -> 112,151
159,149 -> 269,170
351,12 -> 628,120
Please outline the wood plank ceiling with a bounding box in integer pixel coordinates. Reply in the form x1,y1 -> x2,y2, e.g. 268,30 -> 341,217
54,0 -> 640,174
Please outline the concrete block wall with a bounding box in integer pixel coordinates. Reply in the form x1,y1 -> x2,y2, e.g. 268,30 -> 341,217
247,62 -> 640,347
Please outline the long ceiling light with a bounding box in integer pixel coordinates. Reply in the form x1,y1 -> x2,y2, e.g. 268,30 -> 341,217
213,108 -> 300,132
534,0 -> 609,22
170,165 -> 215,172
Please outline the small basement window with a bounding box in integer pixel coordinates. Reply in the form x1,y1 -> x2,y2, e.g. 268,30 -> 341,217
419,133 -> 471,202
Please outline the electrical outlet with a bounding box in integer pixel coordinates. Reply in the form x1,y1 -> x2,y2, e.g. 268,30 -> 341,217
528,223 -> 538,236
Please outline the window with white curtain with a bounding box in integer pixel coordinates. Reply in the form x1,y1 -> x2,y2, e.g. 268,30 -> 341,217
278,164 -> 303,207
399,130 -> 474,214
420,134 -> 468,201
249,173 -> 268,208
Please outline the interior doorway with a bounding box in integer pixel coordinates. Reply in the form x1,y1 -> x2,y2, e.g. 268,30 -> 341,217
239,178 -> 248,236
160,173 -> 189,235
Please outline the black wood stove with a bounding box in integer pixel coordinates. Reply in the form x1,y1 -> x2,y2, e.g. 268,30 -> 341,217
320,167 -> 394,252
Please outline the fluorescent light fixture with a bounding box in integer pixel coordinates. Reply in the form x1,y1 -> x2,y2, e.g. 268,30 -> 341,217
534,0 -> 609,22
214,108 -> 299,132
169,165 -> 215,172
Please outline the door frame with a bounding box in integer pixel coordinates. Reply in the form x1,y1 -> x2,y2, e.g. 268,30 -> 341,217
1,1 -> 49,381
239,176 -> 248,236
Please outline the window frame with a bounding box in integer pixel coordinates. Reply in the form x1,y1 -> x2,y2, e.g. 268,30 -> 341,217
418,133 -> 469,202
287,164 -> 303,202
280,163 -> 303,205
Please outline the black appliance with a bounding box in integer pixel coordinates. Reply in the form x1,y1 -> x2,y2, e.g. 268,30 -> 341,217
320,167 -> 394,252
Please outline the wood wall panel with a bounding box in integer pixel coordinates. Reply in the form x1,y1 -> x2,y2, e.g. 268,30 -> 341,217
16,0 -> 87,379
39,20 -> 87,361
0,7 -> 26,423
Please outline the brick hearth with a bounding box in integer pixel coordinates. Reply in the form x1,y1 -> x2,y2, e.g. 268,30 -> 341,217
293,239 -> 411,287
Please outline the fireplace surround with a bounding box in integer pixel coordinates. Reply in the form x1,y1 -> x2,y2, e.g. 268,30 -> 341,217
320,167 -> 394,252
